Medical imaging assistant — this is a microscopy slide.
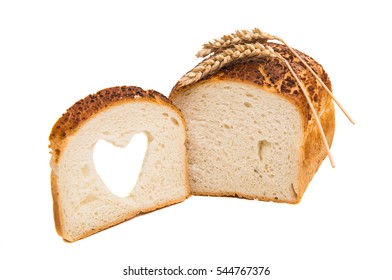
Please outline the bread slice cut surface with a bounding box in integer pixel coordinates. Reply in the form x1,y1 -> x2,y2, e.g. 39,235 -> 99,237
172,80 -> 302,202
49,86 -> 189,241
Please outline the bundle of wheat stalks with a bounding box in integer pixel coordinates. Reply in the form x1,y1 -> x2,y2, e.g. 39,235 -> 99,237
179,28 -> 354,167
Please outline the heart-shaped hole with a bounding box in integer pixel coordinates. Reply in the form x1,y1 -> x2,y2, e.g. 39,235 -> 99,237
93,132 -> 149,197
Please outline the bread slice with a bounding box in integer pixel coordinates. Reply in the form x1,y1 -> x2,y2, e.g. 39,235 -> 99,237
49,86 -> 189,241
170,43 -> 335,204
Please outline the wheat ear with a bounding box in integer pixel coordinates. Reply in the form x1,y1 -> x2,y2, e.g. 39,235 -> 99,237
179,43 -> 276,87
196,28 -> 275,58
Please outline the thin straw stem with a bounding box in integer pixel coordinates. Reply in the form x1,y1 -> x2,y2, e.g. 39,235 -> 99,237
278,54 -> 335,167
279,39 -> 355,124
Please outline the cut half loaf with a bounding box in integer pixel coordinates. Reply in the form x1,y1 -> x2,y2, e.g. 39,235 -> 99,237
170,42 -> 335,204
49,86 -> 189,241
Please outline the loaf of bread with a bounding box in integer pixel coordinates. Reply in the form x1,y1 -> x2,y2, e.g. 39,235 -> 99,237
49,86 -> 190,241
170,42 -> 335,203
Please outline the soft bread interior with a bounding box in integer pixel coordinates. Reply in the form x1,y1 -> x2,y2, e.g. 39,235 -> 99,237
51,101 -> 187,241
172,80 -> 303,202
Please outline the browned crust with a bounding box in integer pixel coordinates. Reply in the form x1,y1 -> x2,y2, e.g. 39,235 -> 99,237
298,96 -> 335,202
170,42 -> 335,203
49,85 -> 190,242
49,85 -> 181,164
51,171 -> 64,237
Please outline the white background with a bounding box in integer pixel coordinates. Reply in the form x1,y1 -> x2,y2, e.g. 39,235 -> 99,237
1,0 -> 391,279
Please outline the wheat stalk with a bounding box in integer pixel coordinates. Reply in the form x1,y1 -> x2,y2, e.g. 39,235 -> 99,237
196,28 -> 276,58
276,39 -> 355,124
179,42 -> 276,87
275,52 -> 335,167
